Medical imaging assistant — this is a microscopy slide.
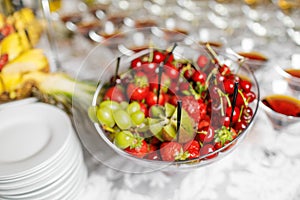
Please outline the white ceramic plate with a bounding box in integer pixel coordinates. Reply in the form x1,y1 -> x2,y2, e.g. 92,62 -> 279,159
0,103 -> 73,179
0,131 -> 79,191
0,98 -> 38,110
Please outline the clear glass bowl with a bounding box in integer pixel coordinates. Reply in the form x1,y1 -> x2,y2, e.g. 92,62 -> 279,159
81,39 -> 260,172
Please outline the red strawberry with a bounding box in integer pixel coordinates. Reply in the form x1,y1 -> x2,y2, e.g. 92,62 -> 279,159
103,86 -> 126,102
183,140 -> 200,159
160,142 -> 187,161
214,126 -> 238,150
125,140 -> 148,158
144,144 -> 161,160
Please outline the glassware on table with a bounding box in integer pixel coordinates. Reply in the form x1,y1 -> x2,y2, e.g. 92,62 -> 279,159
275,53 -> 300,97
253,65 -> 300,167
72,31 -> 260,173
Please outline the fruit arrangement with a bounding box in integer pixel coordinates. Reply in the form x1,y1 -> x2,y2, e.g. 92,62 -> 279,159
0,8 -> 96,110
91,43 -> 258,164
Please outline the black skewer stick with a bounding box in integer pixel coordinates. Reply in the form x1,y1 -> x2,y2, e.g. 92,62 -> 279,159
229,81 -> 239,128
176,100 -> 182,142
156,43 -> 178,104
113,57 -> 121,85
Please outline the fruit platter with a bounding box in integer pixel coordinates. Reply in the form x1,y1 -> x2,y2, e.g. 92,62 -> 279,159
88,40 -> 260,169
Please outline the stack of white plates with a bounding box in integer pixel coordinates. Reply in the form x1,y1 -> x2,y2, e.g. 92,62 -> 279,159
0,102 -> 87,200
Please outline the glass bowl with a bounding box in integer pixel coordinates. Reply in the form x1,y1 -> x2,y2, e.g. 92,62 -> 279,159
84,39 -> 260,172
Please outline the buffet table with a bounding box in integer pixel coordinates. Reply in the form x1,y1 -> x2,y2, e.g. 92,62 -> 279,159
2,0 -> 300,199
50,1 -> 300,199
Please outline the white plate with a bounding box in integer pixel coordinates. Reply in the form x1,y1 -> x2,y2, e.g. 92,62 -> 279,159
0,103 -> 73,179
2,149 -> 85,200
0,131 -> 80,191
0,98 -> 38,110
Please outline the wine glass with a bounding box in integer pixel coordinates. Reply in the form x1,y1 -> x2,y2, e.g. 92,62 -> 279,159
274,53 -> 300,98
254,65 -> 300,167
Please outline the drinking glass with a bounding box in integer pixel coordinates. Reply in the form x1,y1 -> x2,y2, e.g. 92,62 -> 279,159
253,66 -> 300,167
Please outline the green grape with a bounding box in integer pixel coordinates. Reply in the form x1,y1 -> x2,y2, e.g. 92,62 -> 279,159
120,101 -> 129,110
126,101 -> 140,115
114,131 -> 134,149
100,100 -> 120,111
113,109 -> 132,130
96,107 -> 115,128
130,111 -> 145,125
88,106 -> 98,122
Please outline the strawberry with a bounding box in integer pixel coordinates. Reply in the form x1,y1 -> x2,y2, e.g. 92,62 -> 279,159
160,142 -> 189,161
144,144 -> 161,160
125,140 -> 148,158
183,140 -> 200,159
214,126 -> 237,150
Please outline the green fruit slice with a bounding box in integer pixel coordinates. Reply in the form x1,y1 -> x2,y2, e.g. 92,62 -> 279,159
162,123 -> 177,141
165,103 -> 175,118
171,108 -> 196,143
148,118 -> 164,141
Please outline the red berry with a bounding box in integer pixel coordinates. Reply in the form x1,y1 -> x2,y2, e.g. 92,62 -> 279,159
225,107 -> 240,123
183,140 -> 200,159
198,127 -> 215,143
235,120 -> 248,132
240,79 -> 252,93
200,144 -> 218,159
146,91 -> 165,106
104,86 -> 126,102
164,63 -> 179,79
183,68 -> 195,80
131,58 -> 143,69
223,79 -> 235,94
125,140 -> 148,158
244,91 -> 256,103
142,62 -> 157,74
197,55 -> 209,68
153,51 -> 165,63
192,70 -> 207,84
126,83 -> 149,101
160,142 -> 182,161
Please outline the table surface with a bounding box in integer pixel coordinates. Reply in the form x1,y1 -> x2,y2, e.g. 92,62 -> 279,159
36,1 -> 300,199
